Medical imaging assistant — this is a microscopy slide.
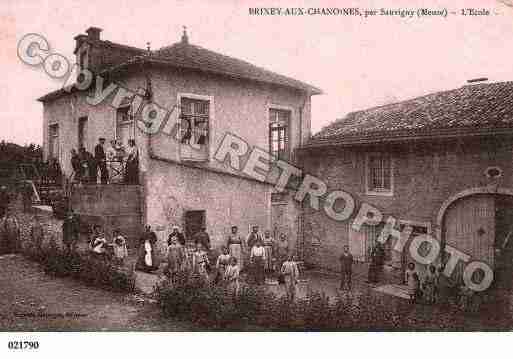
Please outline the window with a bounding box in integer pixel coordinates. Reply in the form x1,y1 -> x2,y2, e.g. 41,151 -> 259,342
271,192 -> 288,204
178,95 -> 210,162
180,98 -> 209,146
184,210 -> 206,243
116,105 -> 133,147
366,153 -> 393,195
269,109 -> 290,160
49,124 -> 59,160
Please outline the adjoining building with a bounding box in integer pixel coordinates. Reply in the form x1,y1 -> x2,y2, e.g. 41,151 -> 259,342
298,80 -> 513,285
38,27 -> 321,252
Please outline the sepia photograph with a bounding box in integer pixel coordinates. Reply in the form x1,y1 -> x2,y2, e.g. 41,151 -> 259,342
1,0 -> 513,355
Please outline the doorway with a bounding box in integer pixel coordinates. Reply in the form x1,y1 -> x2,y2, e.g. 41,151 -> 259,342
184,210 -> 206,243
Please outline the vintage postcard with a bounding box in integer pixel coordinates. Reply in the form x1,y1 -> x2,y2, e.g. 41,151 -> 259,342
1,0 -> 513,355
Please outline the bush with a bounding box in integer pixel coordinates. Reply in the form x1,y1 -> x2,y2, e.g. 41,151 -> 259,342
21,243 -> 135,293
156,273 -> 410,330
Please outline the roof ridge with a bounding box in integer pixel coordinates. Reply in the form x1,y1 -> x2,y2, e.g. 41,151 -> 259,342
309,80 -> 513,144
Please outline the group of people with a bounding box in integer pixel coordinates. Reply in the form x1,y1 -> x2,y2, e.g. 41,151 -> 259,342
70,138 -> 139,185
61,210 -> 129,265
142,224 -> 300,300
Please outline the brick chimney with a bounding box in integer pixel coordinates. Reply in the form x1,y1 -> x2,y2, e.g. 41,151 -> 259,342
86,27 -> 102,41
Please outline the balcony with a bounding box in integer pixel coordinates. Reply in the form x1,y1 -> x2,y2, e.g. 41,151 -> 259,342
177,121 -> 209,162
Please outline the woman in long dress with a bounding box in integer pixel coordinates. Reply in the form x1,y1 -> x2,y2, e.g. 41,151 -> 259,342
262,230 -> 274,277
215,246 -> 231,284
227,225 -> 245,270
250,240 -> 266,285
224,257 -> 240,296
136,227 -> 159,272
281,254 -> 299,301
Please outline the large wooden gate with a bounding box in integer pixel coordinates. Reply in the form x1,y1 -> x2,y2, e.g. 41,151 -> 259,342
442,194 -> 495,282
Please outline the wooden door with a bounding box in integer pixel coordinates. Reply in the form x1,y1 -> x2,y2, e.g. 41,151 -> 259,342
443,195 -> 495,282
184,210 -> 206,243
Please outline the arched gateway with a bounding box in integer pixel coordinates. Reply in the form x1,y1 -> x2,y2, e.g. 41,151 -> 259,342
435,186 -> 513,286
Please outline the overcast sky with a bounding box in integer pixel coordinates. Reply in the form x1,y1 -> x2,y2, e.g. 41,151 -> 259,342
1,0 -> 512,145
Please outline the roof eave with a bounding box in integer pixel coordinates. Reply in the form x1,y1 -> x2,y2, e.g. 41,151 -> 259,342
301,127 -> 513,150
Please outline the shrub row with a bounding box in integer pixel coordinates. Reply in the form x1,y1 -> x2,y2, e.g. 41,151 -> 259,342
22,241 -> 136,293
155,274 -> 439,330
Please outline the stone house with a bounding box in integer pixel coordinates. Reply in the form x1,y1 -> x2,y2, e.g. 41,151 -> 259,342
38,27 -> 321,252
298,80 -> 513,284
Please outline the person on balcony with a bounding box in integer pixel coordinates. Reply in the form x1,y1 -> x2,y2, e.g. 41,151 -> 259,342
106,140 -> 122,184
124,139 -> 139,185
94,138 -> 108,185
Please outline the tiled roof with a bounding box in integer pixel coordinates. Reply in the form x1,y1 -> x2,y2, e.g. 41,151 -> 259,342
123,41 -> 321,94
39,39 -> 321,102
305,81 -> 513,148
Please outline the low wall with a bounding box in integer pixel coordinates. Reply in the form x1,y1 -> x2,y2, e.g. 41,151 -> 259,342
70,185 -> 143,248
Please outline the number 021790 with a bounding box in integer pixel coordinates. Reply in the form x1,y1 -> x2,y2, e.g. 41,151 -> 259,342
7,341 -> 39,350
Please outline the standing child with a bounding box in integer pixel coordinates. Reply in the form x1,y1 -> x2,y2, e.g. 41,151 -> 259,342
165,236 -> 186,280
215,246 -> 231,284
111,229 -> 128,266
405,262 -> 419,304
339,245 -> 353,291
192,242 -> 210,282
224,257 -> 240,296
281,254 -> 299,301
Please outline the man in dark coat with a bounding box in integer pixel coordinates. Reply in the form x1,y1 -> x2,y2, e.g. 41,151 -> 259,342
339,245 -> 354,290
62,210 -> 80,253
367,242 -> 385,284
94,138 -> 108,184
193,226 -> 210,250
246,225 -> 262,250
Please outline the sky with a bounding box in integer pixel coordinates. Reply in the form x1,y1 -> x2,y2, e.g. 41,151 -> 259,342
1,0 -> 513,145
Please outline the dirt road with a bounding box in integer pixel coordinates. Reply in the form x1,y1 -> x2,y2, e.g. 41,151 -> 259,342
0,254 -> 193,331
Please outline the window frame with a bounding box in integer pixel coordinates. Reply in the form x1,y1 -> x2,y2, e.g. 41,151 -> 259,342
176,93 -> 214,161
268,104 -> 293,161
365,152 -> 394,196
48,123 -> 59,161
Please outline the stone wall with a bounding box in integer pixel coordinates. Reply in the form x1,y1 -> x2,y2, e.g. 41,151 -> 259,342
300,137 -> 513,272
70,184 -> 143,248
